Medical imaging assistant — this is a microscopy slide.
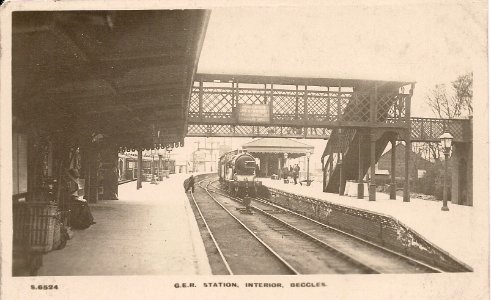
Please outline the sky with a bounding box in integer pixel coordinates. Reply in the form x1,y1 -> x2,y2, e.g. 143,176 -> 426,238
173,3 -> 486,167
198,4 -> 484,116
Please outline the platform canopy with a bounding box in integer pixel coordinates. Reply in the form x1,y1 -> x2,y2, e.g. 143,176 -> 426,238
242,138 -> 314,158
13,10 -> 210,150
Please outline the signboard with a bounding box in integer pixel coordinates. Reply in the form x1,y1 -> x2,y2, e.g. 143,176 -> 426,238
235,104 -> 271,124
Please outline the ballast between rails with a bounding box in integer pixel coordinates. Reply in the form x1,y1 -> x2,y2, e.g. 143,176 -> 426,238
207,179 -> 443,274
252,195 -> 443,273
190,180 -> 233,275
194,178 -> 300,275
206,180 -> 380,274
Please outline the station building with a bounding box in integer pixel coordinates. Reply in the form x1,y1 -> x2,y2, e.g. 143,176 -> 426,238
242,138 -> 314,179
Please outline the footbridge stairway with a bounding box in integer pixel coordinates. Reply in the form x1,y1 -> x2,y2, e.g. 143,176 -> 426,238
323,129 -> 392,193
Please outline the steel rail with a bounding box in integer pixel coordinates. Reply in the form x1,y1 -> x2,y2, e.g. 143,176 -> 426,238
253,194 -> 443,273
198,179 -> 300,275
206,182 -> 379,274
190,180 -> 233,275
208,180 -> 442,273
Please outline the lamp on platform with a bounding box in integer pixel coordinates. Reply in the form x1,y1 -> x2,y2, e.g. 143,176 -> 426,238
306,150 -> 311,186
439,132 -> 453,211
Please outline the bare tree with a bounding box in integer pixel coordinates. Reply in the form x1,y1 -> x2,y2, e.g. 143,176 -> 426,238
412,73 -> 473,162
426,72 -> 473,119
452,73 -> 473,117
412,142 -> 441,161
410,73 -> 473,196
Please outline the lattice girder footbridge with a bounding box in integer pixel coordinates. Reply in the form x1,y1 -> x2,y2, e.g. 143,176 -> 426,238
186,74 -> 470,143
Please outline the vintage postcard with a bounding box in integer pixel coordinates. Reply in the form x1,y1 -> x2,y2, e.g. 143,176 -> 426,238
0,0 -> 488,299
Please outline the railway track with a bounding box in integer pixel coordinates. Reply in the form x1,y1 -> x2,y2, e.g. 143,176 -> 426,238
189,179 -> 299,275
204,177 -> 441,274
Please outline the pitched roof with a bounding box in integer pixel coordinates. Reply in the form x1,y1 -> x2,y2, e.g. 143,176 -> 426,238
242,138 -> 314,154
379,143 -> 433,165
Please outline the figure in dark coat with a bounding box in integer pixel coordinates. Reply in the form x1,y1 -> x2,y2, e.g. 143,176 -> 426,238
282,167 -> 289,180
185,175 -> 195,193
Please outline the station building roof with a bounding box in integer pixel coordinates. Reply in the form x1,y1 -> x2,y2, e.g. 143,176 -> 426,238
242,138 -> 314,156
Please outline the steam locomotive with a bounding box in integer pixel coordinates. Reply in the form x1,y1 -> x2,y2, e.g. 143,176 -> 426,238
218,150 -> 262,202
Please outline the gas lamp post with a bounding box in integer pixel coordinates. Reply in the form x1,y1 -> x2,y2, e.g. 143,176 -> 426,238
439,132 -> 453,211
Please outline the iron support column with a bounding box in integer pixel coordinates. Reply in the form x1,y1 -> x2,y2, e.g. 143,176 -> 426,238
307,156 -> 310,185
329,155 -> 333,192
322,156 -> 326,192
137,149 -> 142,190
338,153 -> 344,196
87,145 -> 99,203
403,84 -> 414,202
369,131 -> 377,201
357,133 -> 364,199
265,158 -> 269,177
198,81 -> 203,119
101,145 -> 119,200
390,139 -> 397,199
278,156 -> 281,179
403,137 -> 411,202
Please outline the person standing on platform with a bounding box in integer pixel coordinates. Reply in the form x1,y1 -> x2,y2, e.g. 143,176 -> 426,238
66,169 -> 95,229
293,164 -> 300,185
185,175 -> 195,193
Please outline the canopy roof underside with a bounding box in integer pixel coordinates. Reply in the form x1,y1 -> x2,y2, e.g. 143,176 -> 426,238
13,10 -> 210,149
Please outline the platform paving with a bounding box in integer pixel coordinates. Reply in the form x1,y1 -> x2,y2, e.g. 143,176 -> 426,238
37,174 -> 211,276
261,178 -> 481,269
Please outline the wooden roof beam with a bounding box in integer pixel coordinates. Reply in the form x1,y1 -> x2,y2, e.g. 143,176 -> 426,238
47,84 -> 185,103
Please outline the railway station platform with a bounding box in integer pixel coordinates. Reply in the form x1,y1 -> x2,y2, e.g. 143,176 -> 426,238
37,174 -> 211,276
261,179 -> 481,269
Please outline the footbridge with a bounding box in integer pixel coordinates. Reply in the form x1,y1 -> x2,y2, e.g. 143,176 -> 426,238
186,73 -> 472,202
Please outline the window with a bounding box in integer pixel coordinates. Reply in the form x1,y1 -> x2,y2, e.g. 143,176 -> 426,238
13,132 -> 28,196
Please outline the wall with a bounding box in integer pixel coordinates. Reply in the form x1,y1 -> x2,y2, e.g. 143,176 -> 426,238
264,186 -> 472,272
451,142 -> 473,206
377,144 -> 433,180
